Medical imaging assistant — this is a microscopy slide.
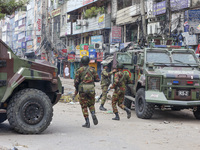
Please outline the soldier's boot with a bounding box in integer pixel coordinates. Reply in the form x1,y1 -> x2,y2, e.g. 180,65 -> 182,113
99,104 -> 107,111
91,111 -> 98,125
82,117 -> 90,128
112,113 -> 120,120
124,107 -> 131,119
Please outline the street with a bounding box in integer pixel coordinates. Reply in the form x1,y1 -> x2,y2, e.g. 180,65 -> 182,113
0,78 -> 200,150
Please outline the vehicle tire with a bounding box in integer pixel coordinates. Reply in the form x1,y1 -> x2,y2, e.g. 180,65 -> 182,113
193,107 -> 200,120
124,87 -> 132,109
0,113 -> 7,123
135,88 -> 155,119
7,88 -> 53,134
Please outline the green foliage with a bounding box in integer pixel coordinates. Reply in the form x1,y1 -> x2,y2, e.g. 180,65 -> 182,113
0,0 -> 29,19
83,6 -> 105,19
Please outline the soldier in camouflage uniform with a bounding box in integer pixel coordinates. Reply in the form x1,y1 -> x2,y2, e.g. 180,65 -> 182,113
110,63 -> 132,120
99,64 -> 116,111
74,56 -> 100,128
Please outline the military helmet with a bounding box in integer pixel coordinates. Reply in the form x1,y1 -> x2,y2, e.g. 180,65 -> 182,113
81,56 -> 90,65
117,63 -> 124,69
103,64 -> 108,67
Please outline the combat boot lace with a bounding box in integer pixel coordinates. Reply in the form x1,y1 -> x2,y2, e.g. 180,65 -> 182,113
99,104 -> 107,111
112,112 -> 120,120
91,111 -> 98,125
82,117 -> 90,128
124,107 -> 131,119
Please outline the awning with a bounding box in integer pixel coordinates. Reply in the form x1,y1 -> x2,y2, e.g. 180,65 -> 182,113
101,56 -> 113,64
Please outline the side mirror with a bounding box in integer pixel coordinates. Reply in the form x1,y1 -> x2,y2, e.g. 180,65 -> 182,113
137,53 -> 144,66
24,51 -> 36,59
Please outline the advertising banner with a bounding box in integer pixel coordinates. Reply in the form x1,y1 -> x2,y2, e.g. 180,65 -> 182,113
97,52 -> 103,62
91,35 -> 103,44
111,26 -> 122,43
68,54 -> 75,60
80,50 -> 89,58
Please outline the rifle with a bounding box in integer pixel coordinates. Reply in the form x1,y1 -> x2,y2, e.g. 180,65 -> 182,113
96,88 -> 111,102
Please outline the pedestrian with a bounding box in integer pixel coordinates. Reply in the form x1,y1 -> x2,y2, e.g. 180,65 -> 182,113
99,64 -> 116,111
110,63 -> 132,120
64,65 -> 69,78
74,56 -> 100,128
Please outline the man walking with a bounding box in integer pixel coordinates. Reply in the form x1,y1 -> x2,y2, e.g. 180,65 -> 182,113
110,63 -> 132,120
99,64 -> 116,111
74,56 -> 100,128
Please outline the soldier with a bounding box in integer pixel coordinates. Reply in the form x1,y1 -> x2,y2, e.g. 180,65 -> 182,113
99,64 -> 116,111
74,56 -> 100,128
110,63 -> 132,120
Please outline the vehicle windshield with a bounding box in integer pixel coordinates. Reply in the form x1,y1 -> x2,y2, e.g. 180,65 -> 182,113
117,54 -> 132,64
172,53 -> 198,64
146,52 -> 171,63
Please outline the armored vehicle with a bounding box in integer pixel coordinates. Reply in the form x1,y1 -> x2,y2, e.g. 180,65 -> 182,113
114,45 -> 200,119
0,39 -> 63,134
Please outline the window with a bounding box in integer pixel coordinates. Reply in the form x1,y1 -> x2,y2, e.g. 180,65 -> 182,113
117,0 -> 132,11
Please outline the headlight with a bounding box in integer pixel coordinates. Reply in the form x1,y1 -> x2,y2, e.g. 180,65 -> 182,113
148,77 -> 160,90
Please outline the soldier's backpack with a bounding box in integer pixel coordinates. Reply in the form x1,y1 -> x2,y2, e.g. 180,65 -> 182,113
78,67 -> 95,93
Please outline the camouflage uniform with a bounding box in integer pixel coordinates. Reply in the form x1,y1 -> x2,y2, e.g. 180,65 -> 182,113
74,66 -> 100,118
100,68 -> 112,105
112,71 -> 132,114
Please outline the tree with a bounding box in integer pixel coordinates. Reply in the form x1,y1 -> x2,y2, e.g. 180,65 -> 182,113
0,0 -> 29,18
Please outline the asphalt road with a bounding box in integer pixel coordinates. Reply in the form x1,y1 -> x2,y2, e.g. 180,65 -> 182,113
0,78 -> 200,150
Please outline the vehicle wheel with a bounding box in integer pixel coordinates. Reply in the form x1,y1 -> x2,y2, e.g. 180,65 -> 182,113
124,87 -> 132,109
193,107 -> 200,120
7,88 -> 53,134
135,88 -> 155,119
0,113 -> 7,123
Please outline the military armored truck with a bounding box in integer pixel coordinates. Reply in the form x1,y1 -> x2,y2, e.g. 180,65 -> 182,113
0,39 -> 63,134
114,46 -> 200,119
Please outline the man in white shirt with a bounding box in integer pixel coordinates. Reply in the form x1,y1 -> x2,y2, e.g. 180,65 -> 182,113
64,65 -> 69,78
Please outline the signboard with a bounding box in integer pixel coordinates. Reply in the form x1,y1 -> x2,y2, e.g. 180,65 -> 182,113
84,45 -> 89,50
98,14 -> 105,27
91,35 -> 103,44
68,54 -> 75,60
153,0 -> 190,15
26,40 -> 33,49
187,9 -> 200,34
97,52 -> 103,62
153,1 -> 166,15
36,17 -> 42,35
83,0 -> 93,5
89,50 -> 97,60
111,26 -> 122,43
37,37 -> 41,43
75,54 -> 81,62
80,44 -> 88,50
62,49 -> 67,53
80,50 -> 89,58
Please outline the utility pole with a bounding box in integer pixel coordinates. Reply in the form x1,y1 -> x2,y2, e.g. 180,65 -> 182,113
140,0 -> 146,39
166,0 -> 171,37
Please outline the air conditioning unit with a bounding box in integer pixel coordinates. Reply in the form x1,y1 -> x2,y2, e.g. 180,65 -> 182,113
94,43 -> 102,49
82,20 -> 88,26
76,19 -> 82,26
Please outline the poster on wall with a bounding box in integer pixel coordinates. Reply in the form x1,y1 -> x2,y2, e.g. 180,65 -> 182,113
97,52 -> 103,62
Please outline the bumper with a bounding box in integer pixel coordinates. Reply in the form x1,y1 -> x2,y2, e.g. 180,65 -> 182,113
53,93 -> 62,105
145,91 -> 200,106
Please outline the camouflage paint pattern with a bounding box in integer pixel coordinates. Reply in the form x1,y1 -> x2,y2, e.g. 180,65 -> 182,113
100,68 -> 112,86
101,85 -> 109,105
0,39 -> 62,105
100,68 -> 112,105
111,70 -> 132,113
74,66 -> 100,118
79,92 -> 95,118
